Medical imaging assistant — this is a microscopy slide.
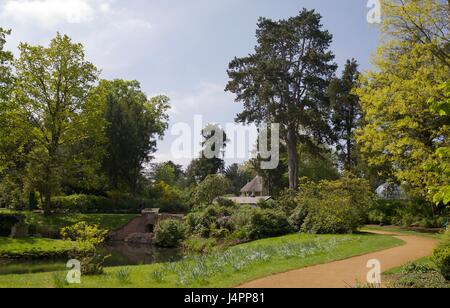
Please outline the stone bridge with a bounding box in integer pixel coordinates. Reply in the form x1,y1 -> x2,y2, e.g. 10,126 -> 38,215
107,209 -> 184,244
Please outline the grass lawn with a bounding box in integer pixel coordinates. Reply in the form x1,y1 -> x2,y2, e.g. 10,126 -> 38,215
0,237 -> 78,259
0,232 -> 403,288
0,209 -> 138,235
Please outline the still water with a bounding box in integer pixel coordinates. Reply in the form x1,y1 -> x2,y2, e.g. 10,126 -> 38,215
0,243 -> 184,276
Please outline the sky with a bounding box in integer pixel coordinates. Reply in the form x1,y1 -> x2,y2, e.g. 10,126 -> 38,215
0,0 -> 381,167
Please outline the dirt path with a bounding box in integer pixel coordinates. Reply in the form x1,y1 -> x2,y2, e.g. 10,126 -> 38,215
239,231 -> 438,288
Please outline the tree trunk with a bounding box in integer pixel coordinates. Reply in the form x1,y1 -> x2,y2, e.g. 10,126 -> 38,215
43,154 -> 54,216
42,189 -> 51,216
286,127 -> 299,190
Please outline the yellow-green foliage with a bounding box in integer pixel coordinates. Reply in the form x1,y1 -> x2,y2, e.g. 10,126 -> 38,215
60,222 -> 108,252
356,0 -> 450,203
290,175 -> 373,234
60,222 -> 109,275
428,81 -> 450,206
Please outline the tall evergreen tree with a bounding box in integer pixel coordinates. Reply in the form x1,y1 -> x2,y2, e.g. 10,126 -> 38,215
329,59 -> 362,171
226,9 -> 337,189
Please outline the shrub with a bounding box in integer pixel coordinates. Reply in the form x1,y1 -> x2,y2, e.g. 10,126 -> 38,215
300,199 -> 362,234
215,197 -> 237,208
182,236 -> 217,254
248,209 -> 292,240
154,219 -> 186,248
61,222 -> 109,275
274,189 -> 298,215
433,229 -> 450,281
51,194 -> 154,214
289,204 -> 309,232
185,205 -> 234,239
52,195 -> 111,213
368,198 -> 449,228
227,206 -> 255,241
392,271 -> 449,288
368,200 -> 404,225
293,176 -> 373,234
257,190 -> 298,215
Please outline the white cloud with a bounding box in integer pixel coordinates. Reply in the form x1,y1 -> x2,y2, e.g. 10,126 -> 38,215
1,0 -> 153,30
1,0 -> 98,25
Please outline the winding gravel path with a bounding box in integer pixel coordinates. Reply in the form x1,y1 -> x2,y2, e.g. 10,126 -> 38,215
239,230 -> 438,288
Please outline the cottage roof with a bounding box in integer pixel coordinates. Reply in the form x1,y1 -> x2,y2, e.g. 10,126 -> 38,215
240,176 -> 264,193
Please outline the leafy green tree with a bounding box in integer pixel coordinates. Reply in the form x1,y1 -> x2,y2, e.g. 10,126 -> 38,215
11,34 -> 103,214
226,9 -> 337,190
428,81 -> 450,206
329,59 -> 362,171
356,1 -> 450,204
166,161 -> 185,180
192,175 -> 232,206
0,28 -> 17,174
381,0 -> 450,67
150,162 -> 177,186
98,79 -> 170,193
0,28 -> 14,105
0,28 -> 25,209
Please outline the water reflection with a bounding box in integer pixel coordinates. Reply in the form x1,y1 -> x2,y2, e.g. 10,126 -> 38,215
102,242 -> 183,267
0,243 -> 184,276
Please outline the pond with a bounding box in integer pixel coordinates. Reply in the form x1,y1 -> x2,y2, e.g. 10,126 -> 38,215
0,242 -> 184,276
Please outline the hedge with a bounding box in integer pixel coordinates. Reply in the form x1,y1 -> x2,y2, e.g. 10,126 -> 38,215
50,194 -> 153,214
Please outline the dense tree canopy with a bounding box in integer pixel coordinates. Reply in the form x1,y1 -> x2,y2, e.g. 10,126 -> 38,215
356,0 -> 450,205
226,9 -> 337,189
0,33 -> 173,211
98,79 -> 170,193
0,28 -> 15,173
429,81 -> 450,206
9,34 -> 103,213
0,28 -> 13,104
150,161 -> 184,186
